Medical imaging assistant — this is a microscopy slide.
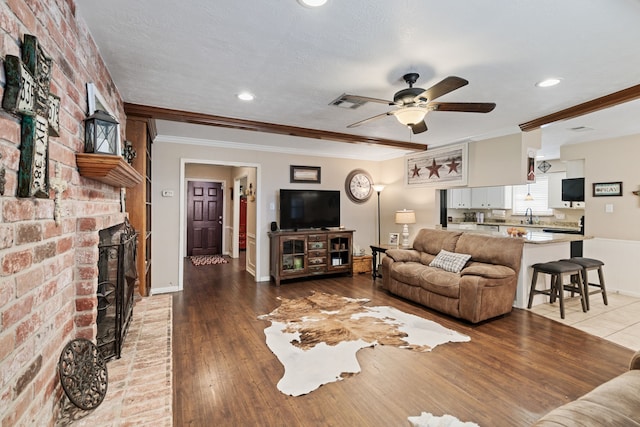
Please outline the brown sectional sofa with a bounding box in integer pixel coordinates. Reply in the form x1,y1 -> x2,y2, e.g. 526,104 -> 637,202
381,228 -> 524,323
533,350 -> 640,426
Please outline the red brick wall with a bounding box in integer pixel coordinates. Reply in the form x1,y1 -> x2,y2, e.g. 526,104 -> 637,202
0,1 -> 127,424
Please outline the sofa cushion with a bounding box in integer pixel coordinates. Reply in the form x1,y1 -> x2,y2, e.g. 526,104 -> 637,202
385,248 -> 421,263
461,262 -> 515,279
412,229 -> 462,255
389,262 -> 426,287
455,232 -> 524,273
429,250 -> 471,273
534,370 -> 640,426
419,268 -> 461,298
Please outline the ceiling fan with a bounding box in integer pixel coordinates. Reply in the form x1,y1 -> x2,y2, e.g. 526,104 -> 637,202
343,73 -> 496,135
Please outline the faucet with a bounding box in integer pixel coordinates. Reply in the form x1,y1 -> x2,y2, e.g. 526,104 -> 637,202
525,208 -> 533,225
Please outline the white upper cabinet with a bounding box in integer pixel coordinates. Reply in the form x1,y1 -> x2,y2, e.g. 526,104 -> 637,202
447,188 -> 472,208
547,172 -> 570,208
471,186 -> 512,209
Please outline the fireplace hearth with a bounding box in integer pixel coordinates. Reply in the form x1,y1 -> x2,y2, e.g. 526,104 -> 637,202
96,219 -> 137,361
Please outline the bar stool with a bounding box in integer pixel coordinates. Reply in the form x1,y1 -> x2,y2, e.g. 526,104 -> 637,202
528,261 -> 587,319
561,257 -> 608,310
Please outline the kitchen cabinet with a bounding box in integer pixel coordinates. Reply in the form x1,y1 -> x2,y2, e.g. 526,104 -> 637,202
447,188 -> 472,208
548,172 -> 585,209
547,172 -> 569,208
471,186 -> 512,209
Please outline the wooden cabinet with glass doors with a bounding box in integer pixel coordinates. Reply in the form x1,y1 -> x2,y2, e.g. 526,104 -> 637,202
269,230 -> 353,285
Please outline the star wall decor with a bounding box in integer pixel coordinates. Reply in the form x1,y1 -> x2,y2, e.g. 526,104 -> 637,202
446,158 -> 460,174
405,142 -> 468,187
427,159 -> 442,178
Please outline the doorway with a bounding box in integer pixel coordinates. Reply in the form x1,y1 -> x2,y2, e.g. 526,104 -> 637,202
186,181 -> 223,256
178,159 -> 261,292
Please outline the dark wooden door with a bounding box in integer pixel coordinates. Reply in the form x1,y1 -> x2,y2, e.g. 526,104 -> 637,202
187,181 -> 223,256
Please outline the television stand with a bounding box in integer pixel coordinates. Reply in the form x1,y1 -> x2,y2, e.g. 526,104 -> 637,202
268,229 -> 354,285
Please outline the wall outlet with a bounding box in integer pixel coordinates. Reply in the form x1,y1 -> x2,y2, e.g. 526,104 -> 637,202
605,203 -> 614,213
162,190 -> 174,197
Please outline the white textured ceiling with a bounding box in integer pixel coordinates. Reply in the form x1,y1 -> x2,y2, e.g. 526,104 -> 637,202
77,0 -> 640,160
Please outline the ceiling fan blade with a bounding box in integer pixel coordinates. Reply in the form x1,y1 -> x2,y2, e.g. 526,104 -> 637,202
414,76 -> 469,103
347,111 -> 393,128
341,94 -> 394,105
410,121 -> 428,134
429,102 -> 496,113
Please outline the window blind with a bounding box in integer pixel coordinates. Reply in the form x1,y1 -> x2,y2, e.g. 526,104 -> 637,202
512,175 -> 553,216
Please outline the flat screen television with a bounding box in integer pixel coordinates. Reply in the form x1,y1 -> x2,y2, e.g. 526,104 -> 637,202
279,189 -> 340,230
562,177 -> 585,202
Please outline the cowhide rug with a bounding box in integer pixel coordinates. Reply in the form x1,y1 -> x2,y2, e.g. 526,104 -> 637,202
408,412 -> 480,427
258,291 -> 470,396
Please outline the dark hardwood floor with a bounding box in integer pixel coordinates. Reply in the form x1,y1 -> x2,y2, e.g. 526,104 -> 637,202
173,256 -> 633,426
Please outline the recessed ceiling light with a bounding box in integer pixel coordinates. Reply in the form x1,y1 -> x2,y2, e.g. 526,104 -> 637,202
237,92 -> 255,101
297,0 -> 327,7
536,78 -> 561,88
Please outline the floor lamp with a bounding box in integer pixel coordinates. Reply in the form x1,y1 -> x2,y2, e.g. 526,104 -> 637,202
395,209 -> 416,248
372,185 -> 385,245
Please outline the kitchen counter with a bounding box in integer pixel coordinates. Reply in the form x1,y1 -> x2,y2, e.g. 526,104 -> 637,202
448,221 -> 580,231
440,227 -> 591,308
444,228 -> 590,244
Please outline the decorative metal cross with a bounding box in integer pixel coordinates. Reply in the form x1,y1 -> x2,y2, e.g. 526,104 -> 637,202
2,34 -> 60,198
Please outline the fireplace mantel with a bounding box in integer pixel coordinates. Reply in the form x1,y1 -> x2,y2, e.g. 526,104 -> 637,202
76,153 -> 143,188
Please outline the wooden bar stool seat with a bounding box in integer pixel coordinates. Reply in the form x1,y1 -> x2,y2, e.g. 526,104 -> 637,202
528,261 -> 587,319
561,257 -> 608,310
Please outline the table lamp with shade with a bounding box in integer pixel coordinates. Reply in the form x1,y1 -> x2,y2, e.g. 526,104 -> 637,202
395,209 -> 416,248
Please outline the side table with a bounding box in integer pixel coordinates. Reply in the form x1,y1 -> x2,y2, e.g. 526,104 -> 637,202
370,244 -> 398,279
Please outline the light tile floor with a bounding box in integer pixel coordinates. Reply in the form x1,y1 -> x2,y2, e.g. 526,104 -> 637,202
529,292 -> 640,351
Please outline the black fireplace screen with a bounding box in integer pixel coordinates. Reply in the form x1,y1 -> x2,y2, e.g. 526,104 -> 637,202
96,219 -> 137,361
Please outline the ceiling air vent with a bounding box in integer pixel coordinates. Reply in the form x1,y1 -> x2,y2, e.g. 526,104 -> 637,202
569,126 -> 594,132
329,94 -> 366,109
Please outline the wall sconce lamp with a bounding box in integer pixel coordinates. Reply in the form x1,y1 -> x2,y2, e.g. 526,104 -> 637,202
246,183 -> 256,202
84,110 -> 119,155
395,209 -> 416,248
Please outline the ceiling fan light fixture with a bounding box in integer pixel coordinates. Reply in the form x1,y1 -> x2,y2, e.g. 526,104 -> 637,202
297,0 -> 327,7
394,107 -> 426,126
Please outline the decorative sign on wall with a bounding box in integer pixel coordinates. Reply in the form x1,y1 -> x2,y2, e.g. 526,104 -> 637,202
2,35 -> 59,198
405,142 -> 468,187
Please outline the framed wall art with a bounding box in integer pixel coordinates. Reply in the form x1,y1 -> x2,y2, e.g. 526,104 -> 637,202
405,142 -> 468,187
290,165 -> 321,183
593,181 -> 622,197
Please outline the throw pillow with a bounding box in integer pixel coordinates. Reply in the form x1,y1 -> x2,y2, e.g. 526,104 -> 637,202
429,250 -> 471,273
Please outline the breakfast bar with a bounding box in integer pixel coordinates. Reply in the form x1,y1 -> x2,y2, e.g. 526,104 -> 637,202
470,230 -> 593,308
444,227 -> 592,308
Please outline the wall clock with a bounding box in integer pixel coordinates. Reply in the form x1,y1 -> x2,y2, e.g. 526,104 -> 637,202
345,169 -> 373,203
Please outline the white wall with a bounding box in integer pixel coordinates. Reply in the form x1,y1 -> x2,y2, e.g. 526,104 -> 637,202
151,136 -> 382,291
151,128 -> 640,297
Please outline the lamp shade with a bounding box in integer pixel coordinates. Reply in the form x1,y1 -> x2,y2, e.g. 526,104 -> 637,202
395,209 -> 416,224
372,184 -> 385,193
85,110 -> 119,155
394,107 -> 426,126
